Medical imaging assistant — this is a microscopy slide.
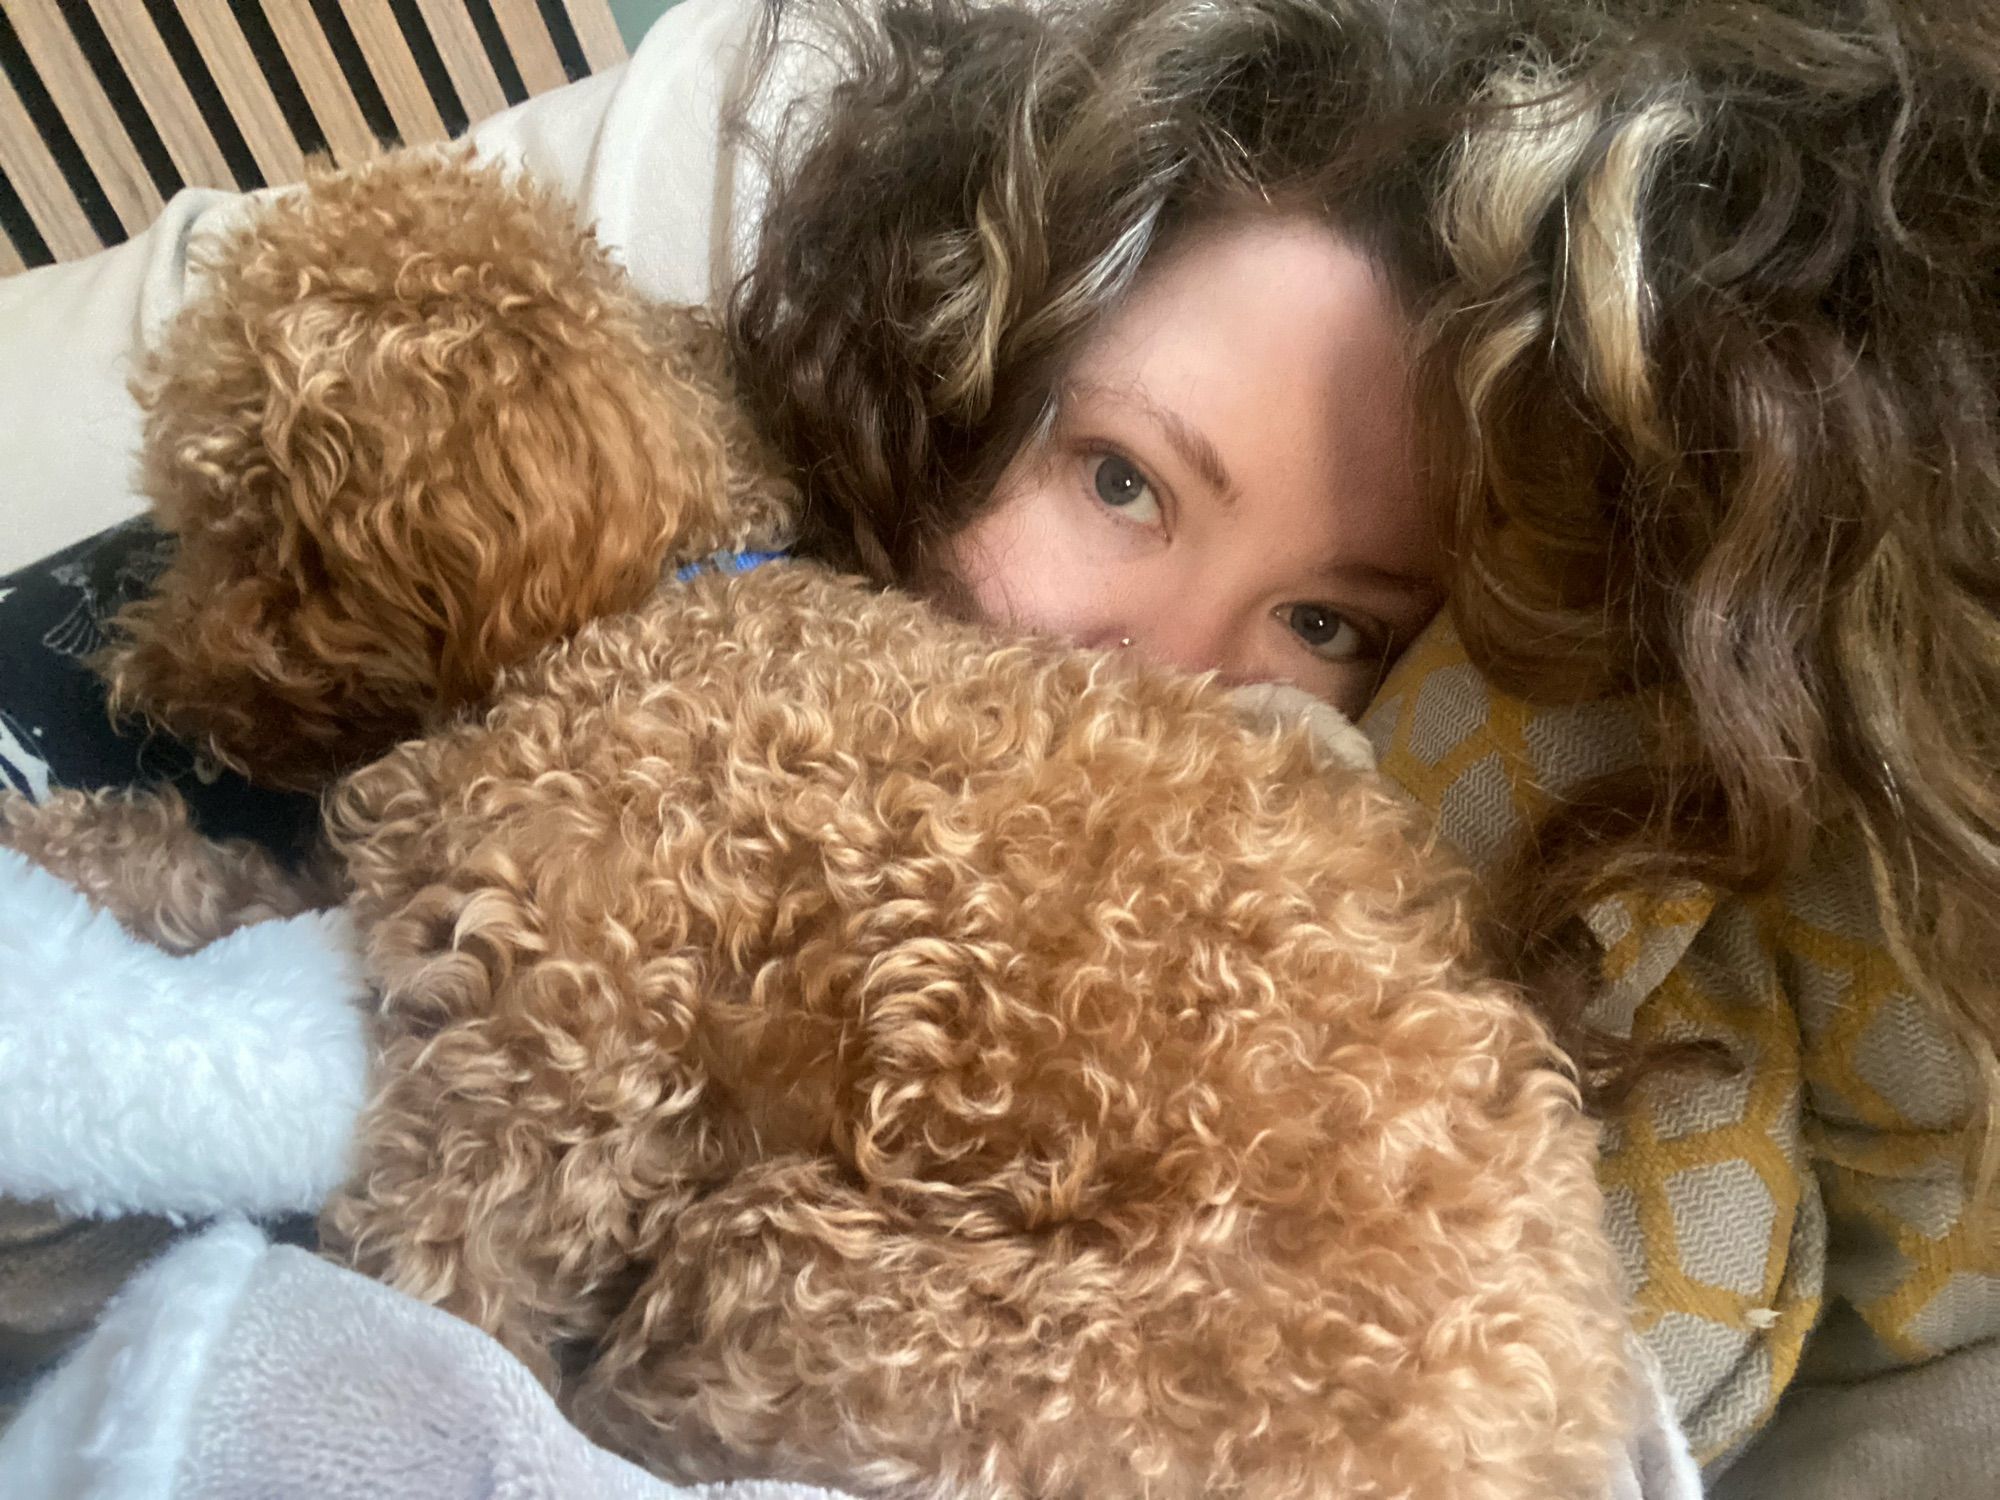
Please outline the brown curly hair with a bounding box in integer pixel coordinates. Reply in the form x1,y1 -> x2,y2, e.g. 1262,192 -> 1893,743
730,0 -> 2000,1176
728,0 -> 1451,584
1415,0 -> 2000,1171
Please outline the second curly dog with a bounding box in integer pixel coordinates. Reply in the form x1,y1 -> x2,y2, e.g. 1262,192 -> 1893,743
9,153 -> 1632,1497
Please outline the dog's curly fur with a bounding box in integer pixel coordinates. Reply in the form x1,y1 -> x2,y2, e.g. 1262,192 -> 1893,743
4,154 -> 1631,1496
0,786 -> 333,953
100,152 -> 791,791
316,564 -> 1630,1497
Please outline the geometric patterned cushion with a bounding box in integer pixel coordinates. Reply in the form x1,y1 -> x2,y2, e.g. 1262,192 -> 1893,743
1365,614 -> 1997,1472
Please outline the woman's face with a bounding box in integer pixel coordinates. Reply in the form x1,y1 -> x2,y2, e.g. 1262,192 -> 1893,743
947,214 -> 1441,716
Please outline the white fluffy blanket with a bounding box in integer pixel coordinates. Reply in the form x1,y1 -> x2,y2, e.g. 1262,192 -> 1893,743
0,845 -> 854,1498
0,839 -> 1696,1499
0,852 -> 367,1221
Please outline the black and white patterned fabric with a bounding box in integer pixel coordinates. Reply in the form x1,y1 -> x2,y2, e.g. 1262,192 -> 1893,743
0,520 -> 318,863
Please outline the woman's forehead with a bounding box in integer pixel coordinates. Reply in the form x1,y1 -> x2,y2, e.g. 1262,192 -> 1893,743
1064,214 -> 1430,563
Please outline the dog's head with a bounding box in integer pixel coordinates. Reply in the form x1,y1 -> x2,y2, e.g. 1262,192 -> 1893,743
103,153 -> 793,791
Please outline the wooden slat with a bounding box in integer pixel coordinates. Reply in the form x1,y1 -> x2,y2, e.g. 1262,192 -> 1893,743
565,0 -> 629,73
345,2 -> 447,144
85,1 -> 237,191
0,0 -> 627,274
490,0 -> 569,97
263,4 -> 382,165
0,80 -> 102,260
414,0 -> 509,123
9,0 -> 165,235
179,1 -> 307,184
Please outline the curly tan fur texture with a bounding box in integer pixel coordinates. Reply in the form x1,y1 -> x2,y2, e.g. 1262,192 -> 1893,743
319,563 -> 1630,1499
101,151 -> 793,791
50,146 -> 1630,1495
0,787 -> 333,954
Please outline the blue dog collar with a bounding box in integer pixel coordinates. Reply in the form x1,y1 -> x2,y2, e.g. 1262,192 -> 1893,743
672,548 -> 790,584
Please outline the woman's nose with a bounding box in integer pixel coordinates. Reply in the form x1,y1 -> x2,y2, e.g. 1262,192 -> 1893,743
1107,604 -> 1249,681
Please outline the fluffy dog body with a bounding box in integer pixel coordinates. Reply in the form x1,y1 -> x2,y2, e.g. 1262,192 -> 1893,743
319,562 -> 1625,1495
4,156 -> 1631,1495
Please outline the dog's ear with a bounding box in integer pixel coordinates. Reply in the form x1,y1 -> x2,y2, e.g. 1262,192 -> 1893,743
101,150 -> 790,791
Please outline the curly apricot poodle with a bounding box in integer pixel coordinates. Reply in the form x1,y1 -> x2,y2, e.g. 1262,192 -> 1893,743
5,153 -> 1630,1498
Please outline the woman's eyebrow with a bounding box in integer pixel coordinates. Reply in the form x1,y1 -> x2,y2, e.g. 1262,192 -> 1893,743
1318,560 -> 1443,610
1332,561 -> 1436,591
1065,380 -> 1239,503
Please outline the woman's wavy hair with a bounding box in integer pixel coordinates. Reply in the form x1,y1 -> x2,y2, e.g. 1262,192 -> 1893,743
730,0 -> 2000,1181
728,0 -> 1450,583
1420,0 -> 2000,1174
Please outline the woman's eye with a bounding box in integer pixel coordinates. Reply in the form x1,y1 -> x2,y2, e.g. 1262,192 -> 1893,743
1090,454 -> 1162,525
1282,603 -> 1369,662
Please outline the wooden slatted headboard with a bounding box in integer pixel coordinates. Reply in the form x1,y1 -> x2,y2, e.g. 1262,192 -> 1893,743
0,0 -> 629,276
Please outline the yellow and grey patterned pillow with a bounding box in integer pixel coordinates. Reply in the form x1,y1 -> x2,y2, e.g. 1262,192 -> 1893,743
1365,615 -> 1998,1468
